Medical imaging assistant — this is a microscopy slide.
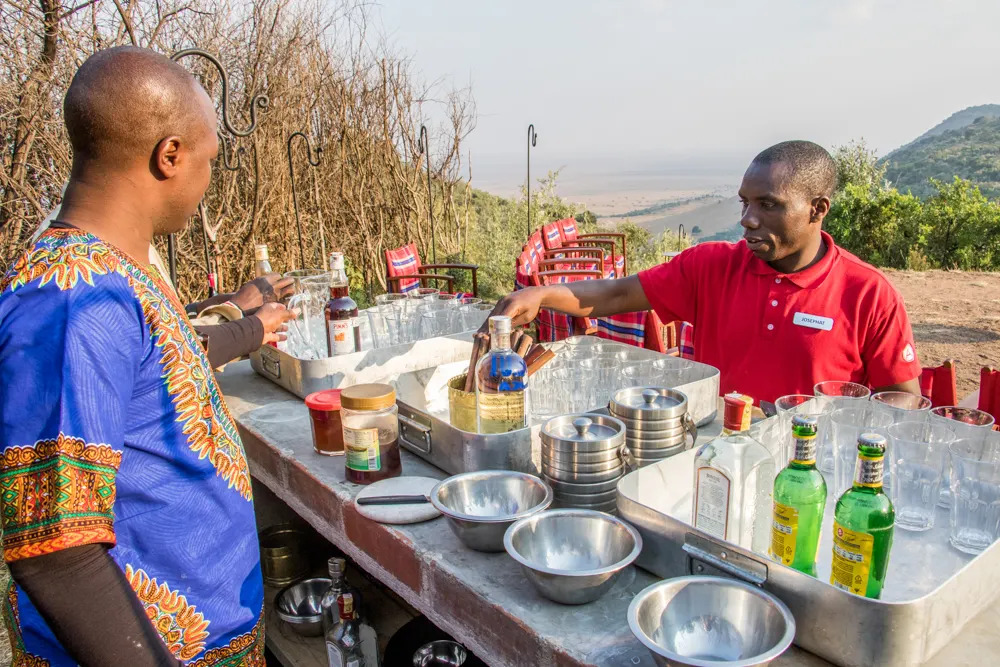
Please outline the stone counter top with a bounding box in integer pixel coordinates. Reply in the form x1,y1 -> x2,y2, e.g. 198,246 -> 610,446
216,361 -> 999,666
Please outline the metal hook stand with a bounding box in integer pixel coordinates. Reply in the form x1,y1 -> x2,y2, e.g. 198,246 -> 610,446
418,125 -> 436,263
678,223 -> 686,251
167,48 -> 270,289
526,124 -> 538,238
287,131 -> 322,269
199,133 -> 245,295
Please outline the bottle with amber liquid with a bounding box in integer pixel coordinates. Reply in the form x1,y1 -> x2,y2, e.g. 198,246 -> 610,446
325,252 -> 361,357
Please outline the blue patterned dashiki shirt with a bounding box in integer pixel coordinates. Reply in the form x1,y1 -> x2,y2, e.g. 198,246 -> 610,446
0,227 -> 264,666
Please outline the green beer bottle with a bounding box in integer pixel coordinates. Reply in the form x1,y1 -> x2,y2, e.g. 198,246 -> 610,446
830,433 -> 895,599
770,415 -> 827,576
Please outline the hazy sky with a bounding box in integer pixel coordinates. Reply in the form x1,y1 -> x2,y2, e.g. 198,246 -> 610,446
378,0 -> 998,190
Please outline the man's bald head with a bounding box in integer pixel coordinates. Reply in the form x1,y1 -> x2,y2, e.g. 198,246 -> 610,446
751,141 -> 838,200
64,46 -> 215,166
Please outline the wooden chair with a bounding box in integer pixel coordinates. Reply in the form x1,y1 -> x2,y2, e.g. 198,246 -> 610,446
515,243 -> 601,342
556,217 -> 628,277
385,242 -> 479,296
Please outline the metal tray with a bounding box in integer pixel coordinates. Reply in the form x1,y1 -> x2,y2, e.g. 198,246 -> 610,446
250,333 -> 474,399
392,340 -> 721,476
616,414 -> 1000,666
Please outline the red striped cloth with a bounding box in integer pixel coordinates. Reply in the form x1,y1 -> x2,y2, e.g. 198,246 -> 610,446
596,310 -> 665,352
385,242 -> 420,293
558,218 -> 578,243
542,221 -> 564,250
678,321 -> 695,359
979,367 -> 999,420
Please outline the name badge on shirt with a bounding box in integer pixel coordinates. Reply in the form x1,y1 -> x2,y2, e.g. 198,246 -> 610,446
793,312 -> 834,331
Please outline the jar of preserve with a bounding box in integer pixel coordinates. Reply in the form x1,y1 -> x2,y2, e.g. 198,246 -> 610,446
340,383 -> 401,484
305,389 -> 343,456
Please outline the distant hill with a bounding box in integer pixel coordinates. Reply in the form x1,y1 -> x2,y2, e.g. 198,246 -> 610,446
883,105 -> 1000,199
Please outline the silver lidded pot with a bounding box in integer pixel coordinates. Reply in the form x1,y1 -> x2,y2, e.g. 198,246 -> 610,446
610,388 -> 697,469
541,414 -> 627,512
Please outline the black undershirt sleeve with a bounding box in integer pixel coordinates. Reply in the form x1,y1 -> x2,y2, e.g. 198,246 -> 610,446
9,544 -> 180,667
196,316 -> 264,369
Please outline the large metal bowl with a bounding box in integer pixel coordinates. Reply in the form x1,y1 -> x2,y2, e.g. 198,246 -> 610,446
504,509 -> 641,605
628,576 -> 795,666
431,471 -> 553,552
275,577 -> 331,637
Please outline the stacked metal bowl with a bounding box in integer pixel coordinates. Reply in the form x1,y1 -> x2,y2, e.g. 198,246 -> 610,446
611,388 -> 698,469
540,414 -> 627,513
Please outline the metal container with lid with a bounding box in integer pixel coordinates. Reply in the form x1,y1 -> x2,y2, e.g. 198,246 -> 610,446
540,414 -> 627,511
610,387 -> 697,469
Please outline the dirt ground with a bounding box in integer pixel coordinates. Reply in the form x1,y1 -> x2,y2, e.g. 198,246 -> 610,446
886,269 -> 1000,399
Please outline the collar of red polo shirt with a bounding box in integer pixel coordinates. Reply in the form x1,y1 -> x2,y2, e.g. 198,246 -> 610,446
745,231 -> 839,288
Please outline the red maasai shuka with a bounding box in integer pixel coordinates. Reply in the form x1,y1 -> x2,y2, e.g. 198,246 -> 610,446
596,310 -> 665,352
979,367 -> 1000,422
385,242 -> 420,293
558,217 -> 578,243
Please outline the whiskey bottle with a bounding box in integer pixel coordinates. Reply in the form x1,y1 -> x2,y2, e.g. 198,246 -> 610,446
475,316 -> 527,434
253,244 -> 272,278
325,252 -> 361,356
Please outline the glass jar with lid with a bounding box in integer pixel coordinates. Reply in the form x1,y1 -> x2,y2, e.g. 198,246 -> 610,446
340,383 -> 401,484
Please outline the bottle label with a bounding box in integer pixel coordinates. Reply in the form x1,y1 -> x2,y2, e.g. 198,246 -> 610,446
830,521 -> 874,596
791,434 -> 817,465
327,645 -> 344,667
477,390 -> 526,432
693,466 -> 730,539
329,319 -> 355,356
770,501 -> 799,566
854,453 -> 884,488
344,428 -> 381,472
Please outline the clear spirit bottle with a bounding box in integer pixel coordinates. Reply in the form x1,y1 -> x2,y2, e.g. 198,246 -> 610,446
325,592 -> 365,667
475,316 -> 527,434
253,244 -> 272,278
830,433 -> 895,599
320,557 -> 347,634
325,252 -> 361,356
692,393 -> 775,553
770,415 -> 827,576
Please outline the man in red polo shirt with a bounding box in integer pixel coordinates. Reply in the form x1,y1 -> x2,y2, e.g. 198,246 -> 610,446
494,140 -> 921,403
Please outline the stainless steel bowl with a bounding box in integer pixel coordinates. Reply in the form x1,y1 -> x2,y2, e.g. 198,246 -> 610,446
504,509 -> 641,605
275,577 -> 331,637
544,474 -> 620,495
431,471 -> 553,552
552,487 -> 619,505
628,576 -> 795,666
413,640 -> 468,666
542,449 -> 625,471
542,464 -> 623,484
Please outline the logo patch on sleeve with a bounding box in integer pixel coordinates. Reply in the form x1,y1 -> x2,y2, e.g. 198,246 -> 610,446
902,344 -> 915,363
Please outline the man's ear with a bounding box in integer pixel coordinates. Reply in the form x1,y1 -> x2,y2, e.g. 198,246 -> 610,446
811,195 -> 831,223
152,136 -> 182,179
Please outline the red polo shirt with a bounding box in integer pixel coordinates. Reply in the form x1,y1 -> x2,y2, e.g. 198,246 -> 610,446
637,232 -> 921,404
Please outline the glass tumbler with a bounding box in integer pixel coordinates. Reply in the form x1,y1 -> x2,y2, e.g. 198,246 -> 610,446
887,420 -> 956,531
581,357 -> 624,408
949,437 -> 1000,555
871,391 -> 931,424
931,406 -> 995,509
814,381 -> 872,473
830,406 -> 893,499
651,358 -> 693,388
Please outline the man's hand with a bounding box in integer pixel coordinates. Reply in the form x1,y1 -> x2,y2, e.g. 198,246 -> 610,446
231,274 -> 295,312
483,287 -> 546,332
252,302 -> 297,344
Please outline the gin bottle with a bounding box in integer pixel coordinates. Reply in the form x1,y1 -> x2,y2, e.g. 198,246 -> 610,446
830,433 -> 895,599
770,415 -> 827,576
325,252 -> 361,356
692,393 -> 775,553
475,316 -> 527,434
326,592 -> 365,667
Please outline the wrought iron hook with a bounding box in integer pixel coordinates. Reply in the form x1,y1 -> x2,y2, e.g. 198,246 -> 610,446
287,131 -> 323,269
526,124 -> 538,237
218,133 -> 245,172
170,48 -> 269,137
417,125 -> 436,262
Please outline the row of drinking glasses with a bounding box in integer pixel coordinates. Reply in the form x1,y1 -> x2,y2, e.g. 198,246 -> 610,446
367,291 -> 493,349
775,381 -> 999,554
528,338 -> 694,423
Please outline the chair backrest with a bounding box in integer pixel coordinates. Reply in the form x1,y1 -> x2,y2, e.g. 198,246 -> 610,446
541,221 -> 563,250
515,245 -> 537,291
920,360 -> 957,408
979,367 -> 999,421
558,217 -> 578,243
385,242 -> 421,293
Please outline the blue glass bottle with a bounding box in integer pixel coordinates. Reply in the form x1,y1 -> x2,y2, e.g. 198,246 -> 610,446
475,316 -> 528,433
